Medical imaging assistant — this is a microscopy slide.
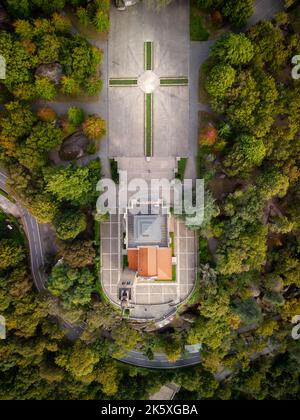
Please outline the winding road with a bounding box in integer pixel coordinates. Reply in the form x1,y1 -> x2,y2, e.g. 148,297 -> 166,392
0,170 -> 46,291
0,170 -> 83,336
119,350 -> 201,370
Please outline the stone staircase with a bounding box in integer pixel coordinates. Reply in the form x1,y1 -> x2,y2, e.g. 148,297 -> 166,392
116,157 -> 178,182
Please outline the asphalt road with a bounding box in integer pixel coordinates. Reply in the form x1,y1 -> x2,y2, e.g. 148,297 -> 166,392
0,170 -> 80,334
0,170 -> 46,291
119,350 -> 201,369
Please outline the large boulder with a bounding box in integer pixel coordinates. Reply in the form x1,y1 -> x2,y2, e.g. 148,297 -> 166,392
59,130 -> 89,161
35,63 -> 63,85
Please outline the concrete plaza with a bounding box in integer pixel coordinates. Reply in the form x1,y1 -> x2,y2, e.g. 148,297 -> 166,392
108,0 -> 189,158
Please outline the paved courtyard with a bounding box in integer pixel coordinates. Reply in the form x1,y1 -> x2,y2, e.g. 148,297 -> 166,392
101,214 -> 196,316
108,0 -> 189,158
101,214 -> 123,305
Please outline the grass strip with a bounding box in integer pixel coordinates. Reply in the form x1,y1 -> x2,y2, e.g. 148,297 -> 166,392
145,93 -> 153,157
160,78 -> 188,86
110,159 -> 119,184
109,79 -> 138,86
170,232 -> 175,257
145,41 -> 153,71
190,2 -> 209,41
176,158 -> 188,181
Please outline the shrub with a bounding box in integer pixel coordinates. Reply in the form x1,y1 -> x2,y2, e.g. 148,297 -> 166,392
199,123 -> 218,146
68,107 -> 85,126
85,78 -> 103,97
35,76 -> 57,100
61,76 -> 80,96
83,116 -> 106,140
37,107 -> 57,122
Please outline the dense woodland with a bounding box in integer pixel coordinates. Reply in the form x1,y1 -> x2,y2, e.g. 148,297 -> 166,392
189,2 -> 300,399
0,0 -> 299,401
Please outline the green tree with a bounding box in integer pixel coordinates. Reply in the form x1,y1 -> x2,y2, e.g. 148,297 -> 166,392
257,170 -> 290,201
57,240 -> 96,268
25,194 -> 59,224
185,190 -> 220,233
47,263 -> 95,309
76,7 -> 90,26
217,224 -> 268,275
44,165 -> 92,204
24,122 -> 63,152
211,33 -> 254,66
52,12 -> 72,33
0,239 -> 25,270
96,362 -> 120,396
0,102 -> 36,145
111,322 -> 141,358
85,77 -> 103,96
224,135 -> 266,176
54,209 -> 87,240
205,64 -> 236,98
187,317 -> 231,350
55,341 -> 100,382
222,0 -> 254,27
233,298 -> 263,326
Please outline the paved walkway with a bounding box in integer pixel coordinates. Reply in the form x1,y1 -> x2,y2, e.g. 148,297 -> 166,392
247,0 -> 284,28
149,383 -> 180,400
187,40 -> 214,180
101,213 -> 123,305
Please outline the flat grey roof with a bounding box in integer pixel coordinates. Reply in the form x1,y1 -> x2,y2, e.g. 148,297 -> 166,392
134,214 -> 162,244
127,212 -> 168,249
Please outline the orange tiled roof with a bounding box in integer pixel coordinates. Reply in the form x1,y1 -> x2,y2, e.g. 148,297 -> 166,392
128,247 -> 172,280
157,248 -> 172,280
128,249 -> 138,270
